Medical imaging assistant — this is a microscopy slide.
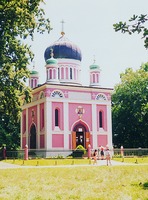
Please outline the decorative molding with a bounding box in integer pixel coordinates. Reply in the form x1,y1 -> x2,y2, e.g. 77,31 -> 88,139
39,91 -> 45,99
75,106 -> 85,118
51,90 -> 64,98
96,93 -> 107,101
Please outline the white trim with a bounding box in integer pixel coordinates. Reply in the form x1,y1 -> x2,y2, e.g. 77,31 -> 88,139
37,104 -> 40,149
45,101 -> 52,149
92,104 -> 97,148
64,102 -> 69,149
107,103 -> 112,147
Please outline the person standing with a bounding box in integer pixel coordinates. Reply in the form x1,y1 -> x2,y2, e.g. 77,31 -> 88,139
100,146 -> 104,160
105,147 -> 111,166
93,149 -> 98,165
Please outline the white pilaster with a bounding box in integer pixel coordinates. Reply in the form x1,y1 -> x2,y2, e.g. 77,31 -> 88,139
37,104 -> 40,149
92,103 -> 97,148
45,100 -> 52,149
107,103 -> 112,148
64,102 -> 69,149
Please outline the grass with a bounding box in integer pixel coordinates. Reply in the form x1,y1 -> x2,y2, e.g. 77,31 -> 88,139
0,165 -> 147,200
2,157 -> 148,167
2,158 -> 92,166
113,157 -> 148,164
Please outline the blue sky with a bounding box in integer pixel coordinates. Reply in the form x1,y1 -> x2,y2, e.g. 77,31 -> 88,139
28,0 -> 148,88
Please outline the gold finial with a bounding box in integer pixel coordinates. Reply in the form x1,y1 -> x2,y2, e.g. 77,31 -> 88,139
60,19 -> 65,35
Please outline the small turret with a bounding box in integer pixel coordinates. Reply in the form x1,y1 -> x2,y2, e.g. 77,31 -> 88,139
45,48 -> 59,83
89,57 -> 101,87
29,64 -> 39,89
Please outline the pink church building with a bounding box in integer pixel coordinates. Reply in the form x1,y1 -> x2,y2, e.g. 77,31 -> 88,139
21,31 -> 113,155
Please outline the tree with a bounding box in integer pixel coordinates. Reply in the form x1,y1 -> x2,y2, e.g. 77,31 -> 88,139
113,14 -> 148,49
112,63 -> 148,148
0,0 -> 52,150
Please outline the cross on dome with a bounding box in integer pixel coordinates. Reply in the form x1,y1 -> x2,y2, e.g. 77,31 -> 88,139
60,19 -> 65,35
50,48 -> 54,58
33,61 -> 35,69
93,55 -> 96,64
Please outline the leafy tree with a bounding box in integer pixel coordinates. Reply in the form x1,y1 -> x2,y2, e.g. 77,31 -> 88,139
113,14 -> 148,49
0,0 -> 52,150
112,63 -> 148,148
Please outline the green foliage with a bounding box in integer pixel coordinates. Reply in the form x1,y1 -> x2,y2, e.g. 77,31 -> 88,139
143,182 -> 148,190
0,0 -> 52,149
76,145 -> 86,154
71,145 -> 86,158
112,63 -> 148,148
113,14 -> 148,49
0,117 -> 20,150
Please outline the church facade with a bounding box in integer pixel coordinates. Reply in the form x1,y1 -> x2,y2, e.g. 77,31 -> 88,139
21,31 -> 113,152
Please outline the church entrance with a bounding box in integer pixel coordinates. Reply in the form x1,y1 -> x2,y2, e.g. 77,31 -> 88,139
72,123 -> 90,150
76,130 -> 84,147
30,124 -> 36,149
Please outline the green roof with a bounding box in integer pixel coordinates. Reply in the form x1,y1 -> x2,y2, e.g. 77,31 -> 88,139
46,58 -> 58,65
89,64 -> 100,70
30,70 -> 38,75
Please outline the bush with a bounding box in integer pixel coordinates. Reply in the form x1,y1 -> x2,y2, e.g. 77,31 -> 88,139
71,145 -> 86,158
75,145 -> 86,155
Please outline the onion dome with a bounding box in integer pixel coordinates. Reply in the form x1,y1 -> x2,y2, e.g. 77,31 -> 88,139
89,58 -> 101,87
29,66 -> 39,89
44,34 -> 82,62
46,58 -> 58,65
89,64 -> 100,70
30,70 -> 39,75
45,48 -> 58,65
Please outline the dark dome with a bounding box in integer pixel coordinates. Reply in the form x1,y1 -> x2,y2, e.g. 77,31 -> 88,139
44,35 -> 82,61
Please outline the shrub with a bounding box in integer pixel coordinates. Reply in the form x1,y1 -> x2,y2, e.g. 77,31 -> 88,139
75,145 -> 86,155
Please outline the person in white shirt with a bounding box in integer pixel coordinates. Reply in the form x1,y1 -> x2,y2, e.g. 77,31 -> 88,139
105,147 -> 112,166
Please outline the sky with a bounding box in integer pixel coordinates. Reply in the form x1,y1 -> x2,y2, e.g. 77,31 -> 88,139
28,0 -> 148,88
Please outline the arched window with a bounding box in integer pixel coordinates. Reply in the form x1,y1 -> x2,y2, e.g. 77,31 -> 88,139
23,114 -> 26,133
41,108 -> 44,129
70,68 -> 72,79
31,79 -> 33,88
35,79 -> 37,87
58,68 -> 60,79
49,69 -> 52,79
30,123 -> 36,149
55,109 -> 59,126
93,74 -> 95,83
99,111 -> 103,128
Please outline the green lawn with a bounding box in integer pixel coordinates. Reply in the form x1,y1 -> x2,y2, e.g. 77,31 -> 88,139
2,157 -> 148,167
0,165 -> 147,200
113,157 -> 148,164
1,158 -> 91,166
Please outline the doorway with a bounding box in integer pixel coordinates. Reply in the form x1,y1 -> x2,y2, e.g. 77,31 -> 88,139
76,131 -> 84,147
30,123 -> 36,149
72,122 -> 90,150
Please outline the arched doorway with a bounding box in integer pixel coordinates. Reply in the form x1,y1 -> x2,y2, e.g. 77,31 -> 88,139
30,123 -> 36,149
76,126 -> 85,147
72,122 -> 90,149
